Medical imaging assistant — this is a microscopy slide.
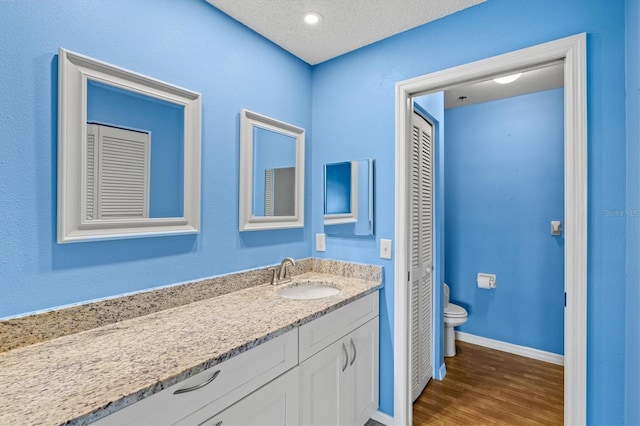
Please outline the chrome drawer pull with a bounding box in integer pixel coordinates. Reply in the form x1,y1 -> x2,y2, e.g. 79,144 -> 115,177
174,370 -> 221,394
342,343 -> 349,372
349,338 -> 357,366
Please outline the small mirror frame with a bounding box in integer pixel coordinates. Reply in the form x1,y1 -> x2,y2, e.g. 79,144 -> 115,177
239,109 -> 305,231
57,48 -> 201,243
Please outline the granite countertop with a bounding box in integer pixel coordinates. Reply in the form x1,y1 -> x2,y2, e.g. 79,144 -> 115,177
0,271 -> 381,426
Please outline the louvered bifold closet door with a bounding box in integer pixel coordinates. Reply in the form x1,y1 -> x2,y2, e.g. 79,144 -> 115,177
410,112 -> 433,402
86,124 -> 150,220
265,169 -> 274,216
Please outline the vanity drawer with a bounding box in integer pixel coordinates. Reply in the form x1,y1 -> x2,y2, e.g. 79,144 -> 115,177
299,291 -> 379,362
95,329 -> 298,425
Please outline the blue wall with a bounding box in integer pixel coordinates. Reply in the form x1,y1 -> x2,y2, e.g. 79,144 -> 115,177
444,89 -> 564,355
311,0 -> 627,422
625,0 -> 640,423
0,0 -> 312,318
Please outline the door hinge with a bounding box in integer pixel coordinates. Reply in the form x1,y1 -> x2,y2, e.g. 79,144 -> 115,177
564,292 -> 567,307
408,271 -> 410,281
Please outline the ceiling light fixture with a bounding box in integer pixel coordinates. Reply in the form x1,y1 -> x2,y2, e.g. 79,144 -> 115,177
493,73 -> 522,84
303,12 -> 322,26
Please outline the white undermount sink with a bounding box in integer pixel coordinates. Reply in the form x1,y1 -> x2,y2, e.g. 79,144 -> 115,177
276,282 -> 340,300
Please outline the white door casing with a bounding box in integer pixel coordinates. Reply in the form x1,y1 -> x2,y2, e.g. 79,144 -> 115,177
394,33 -> 587,426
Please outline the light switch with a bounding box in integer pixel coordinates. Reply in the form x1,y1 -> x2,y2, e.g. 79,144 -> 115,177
551,220 -> 562,236
380,239 -> 392,259
316,233 -> 326,252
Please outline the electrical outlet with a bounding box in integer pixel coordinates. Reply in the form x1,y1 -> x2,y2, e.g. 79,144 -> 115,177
380,239 -> 392,259
316,233 -> 326,252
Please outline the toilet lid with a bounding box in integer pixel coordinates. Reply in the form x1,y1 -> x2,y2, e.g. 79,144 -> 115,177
444,303 -> 467,317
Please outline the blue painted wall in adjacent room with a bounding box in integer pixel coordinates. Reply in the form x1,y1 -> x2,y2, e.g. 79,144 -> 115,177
0,0 -> 312,318
625,0 -> 640,423
444,89 -> 565,355
311,1 -> 627,421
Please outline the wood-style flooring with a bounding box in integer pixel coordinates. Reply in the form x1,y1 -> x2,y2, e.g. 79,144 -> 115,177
413,341 -> 564,425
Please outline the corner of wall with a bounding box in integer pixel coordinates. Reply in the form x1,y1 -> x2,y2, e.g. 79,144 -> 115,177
625,0 -> 640,424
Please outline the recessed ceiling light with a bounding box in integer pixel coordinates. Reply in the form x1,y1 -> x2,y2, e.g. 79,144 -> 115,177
303,12 -> 322,26
493,73 -> 522,84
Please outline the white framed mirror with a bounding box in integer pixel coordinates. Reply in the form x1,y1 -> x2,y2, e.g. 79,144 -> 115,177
324,159 -> 375,236
57,48 -> 201,243
239,109 -> 305,231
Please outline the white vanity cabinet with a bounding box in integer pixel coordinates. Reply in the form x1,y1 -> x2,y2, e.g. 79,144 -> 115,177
299,292 -> 379,426
94,291 -> 379,426
95,330 -> 298,425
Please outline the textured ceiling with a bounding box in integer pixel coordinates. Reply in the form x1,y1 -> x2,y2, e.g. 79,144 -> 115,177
207,0 -> 485,65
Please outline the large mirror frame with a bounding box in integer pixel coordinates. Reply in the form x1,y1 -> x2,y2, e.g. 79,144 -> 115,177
57,48 -> 201,243
239,109 -> 305,231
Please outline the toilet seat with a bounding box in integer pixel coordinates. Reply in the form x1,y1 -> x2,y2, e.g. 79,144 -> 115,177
444,303 -> 467,318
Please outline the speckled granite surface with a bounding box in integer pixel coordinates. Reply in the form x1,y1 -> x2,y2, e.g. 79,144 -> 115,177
0,260 -> 381,426
1,258 -> 319,352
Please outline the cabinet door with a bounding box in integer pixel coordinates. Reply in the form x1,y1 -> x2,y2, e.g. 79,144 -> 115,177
198,368 -> 299,426
347,319 -> 379,426
299,292 -> 378,362
299,338 -> 349,425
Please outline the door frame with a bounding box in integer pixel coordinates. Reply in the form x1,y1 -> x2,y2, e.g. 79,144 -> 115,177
393,33 -> 587,425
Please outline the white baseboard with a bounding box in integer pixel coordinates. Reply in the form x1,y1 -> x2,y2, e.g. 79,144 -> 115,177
438,362 -> 447,379
433,362 -> 446,380
455,331 -> 564,366
370,410 -> 394,425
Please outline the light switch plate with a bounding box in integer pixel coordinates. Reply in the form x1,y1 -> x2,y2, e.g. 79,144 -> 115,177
380,239 -> 392,259
316,233 -> 326,252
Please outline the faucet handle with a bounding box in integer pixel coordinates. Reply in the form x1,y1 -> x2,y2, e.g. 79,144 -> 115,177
269,268 -> 278,286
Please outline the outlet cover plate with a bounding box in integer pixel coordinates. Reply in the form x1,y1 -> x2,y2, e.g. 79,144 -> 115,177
380,239 -> 392,259
316,233 -> 326,252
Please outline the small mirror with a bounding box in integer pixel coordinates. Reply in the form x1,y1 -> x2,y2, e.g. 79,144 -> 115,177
324,161 -> 358,224
324,159 -> 375,236
57,48 -> 201,243
239,109 -> 305,231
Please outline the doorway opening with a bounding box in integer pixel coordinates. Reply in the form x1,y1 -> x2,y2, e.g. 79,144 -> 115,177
393,33 -> 587,426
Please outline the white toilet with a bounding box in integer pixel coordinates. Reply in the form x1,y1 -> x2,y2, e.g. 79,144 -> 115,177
444,283 -> 468,357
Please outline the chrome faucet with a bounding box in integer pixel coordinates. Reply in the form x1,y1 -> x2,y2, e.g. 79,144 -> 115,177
271,257 -> 296,285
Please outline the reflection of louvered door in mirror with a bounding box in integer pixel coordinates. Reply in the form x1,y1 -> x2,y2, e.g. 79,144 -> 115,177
86,123 -> 150,220
410,111 -> 433,402
264,167 -> 295,217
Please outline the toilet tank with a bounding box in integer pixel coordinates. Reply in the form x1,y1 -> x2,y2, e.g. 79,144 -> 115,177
444,283 -> 450,307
